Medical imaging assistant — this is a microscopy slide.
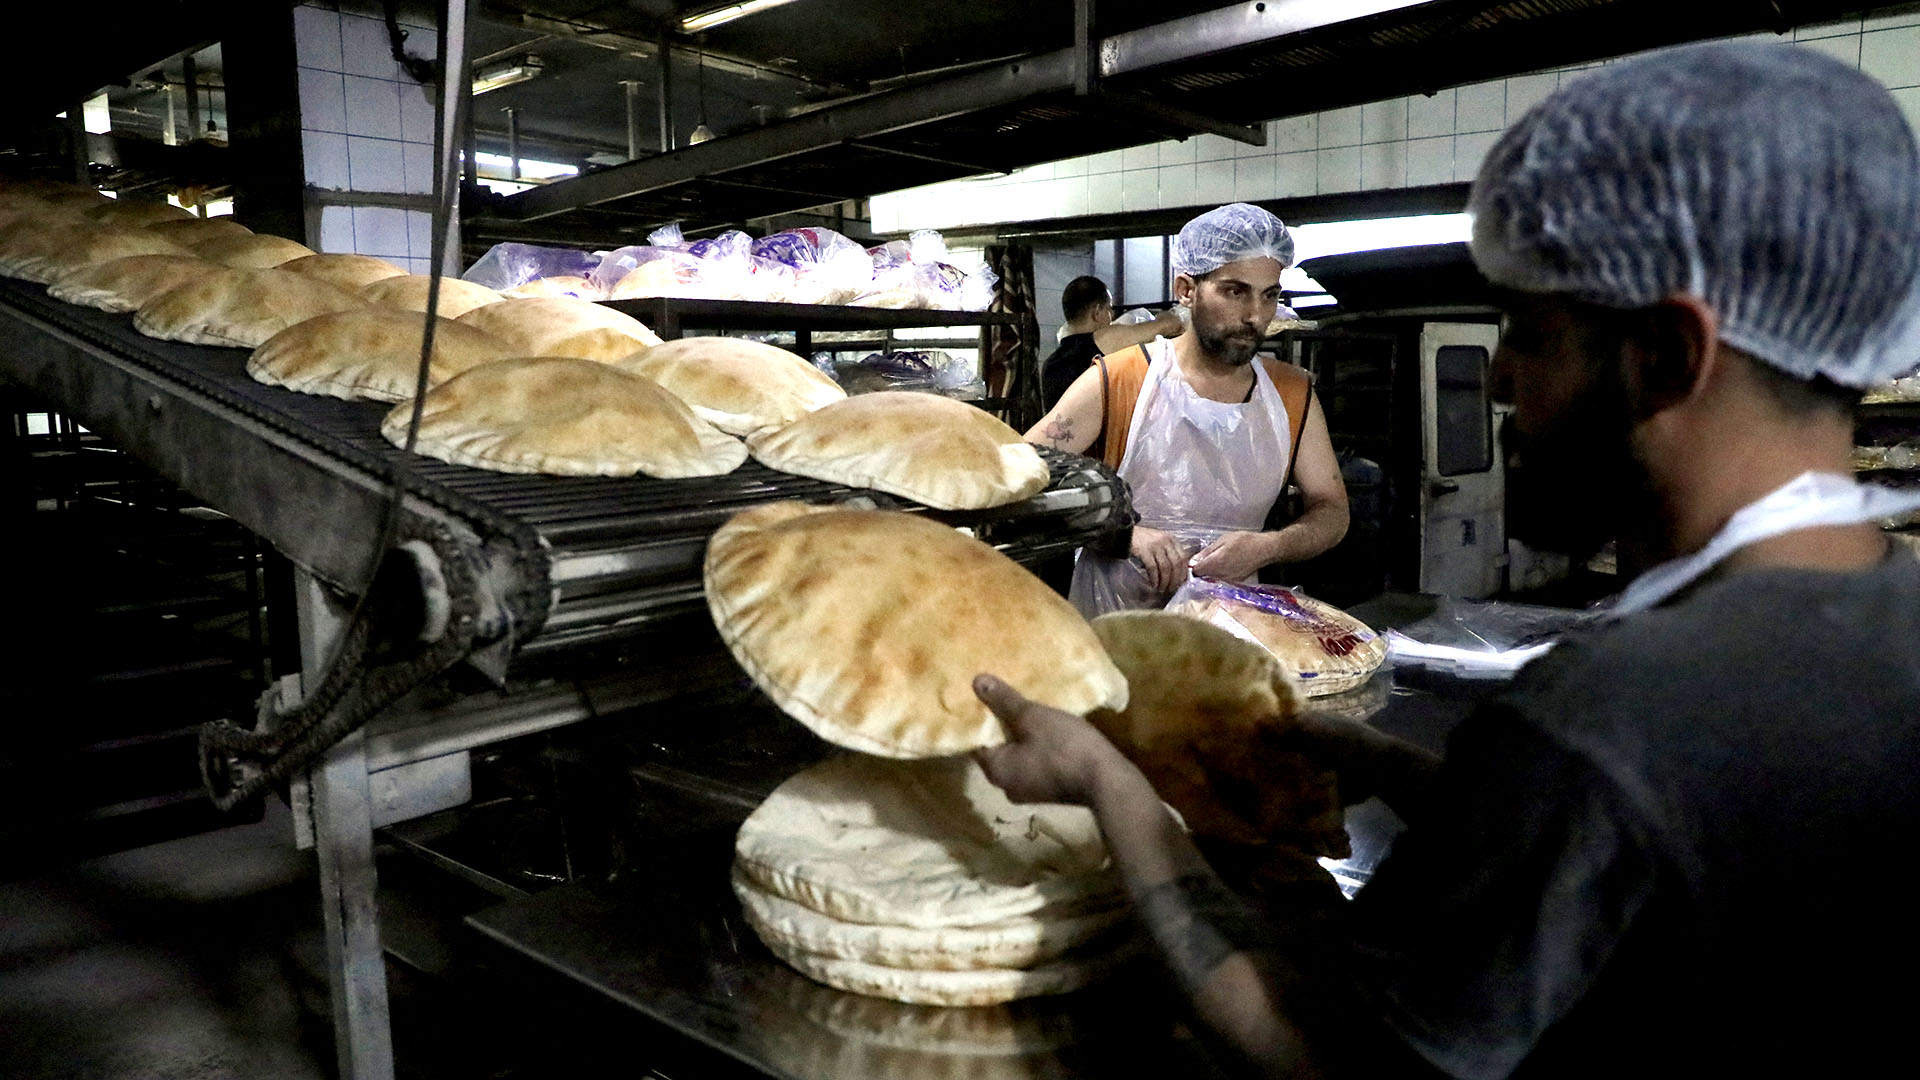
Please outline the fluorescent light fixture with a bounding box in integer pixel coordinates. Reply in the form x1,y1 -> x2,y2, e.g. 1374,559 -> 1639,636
1280,267 -> 1325,294
472,57 -> 543,96
1288,213 -> 1469,263
1291,294 -> 1338,308
464,151 -> 578,182
681,0 -> 801,33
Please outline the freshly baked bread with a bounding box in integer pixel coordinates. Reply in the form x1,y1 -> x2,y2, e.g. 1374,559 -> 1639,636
1169,585 -> 1387,698
133,267 -> 363,347
142,216 -> 254,247
501,274 -> 605,300
248,308 -> 514,402
0,223 -> 193,284
359,273 -> 505,318
48,254 -> 223,313
733,756 -> 1120,930
454,296 -> 664,357
276,253 -> 408,290
85,200 -> 196,228
187,232 -> 317,269
614,336 -> 845,436
745,392 -> 1049,510
704,502 -> 1128,758
755,931 -> 1125,1007
381,356 -> 746,478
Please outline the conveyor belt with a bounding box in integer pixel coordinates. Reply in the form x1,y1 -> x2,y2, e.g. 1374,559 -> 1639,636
0,277 -> 1128,674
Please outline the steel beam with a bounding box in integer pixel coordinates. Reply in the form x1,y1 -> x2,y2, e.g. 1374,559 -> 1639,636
1098,0 -> 1449,78
1095,89 -> 1265,146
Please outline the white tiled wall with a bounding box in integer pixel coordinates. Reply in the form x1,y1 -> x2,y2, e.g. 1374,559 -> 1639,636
293,1 -> 440,271
873,6 -> 1920,234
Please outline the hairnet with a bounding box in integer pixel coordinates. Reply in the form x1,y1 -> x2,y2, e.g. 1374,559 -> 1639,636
1171,203 -> 1295,279
1468,40 -> 1920,388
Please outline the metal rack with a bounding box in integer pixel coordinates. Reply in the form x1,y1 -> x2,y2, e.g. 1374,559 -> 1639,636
0,276 -> 1127,1080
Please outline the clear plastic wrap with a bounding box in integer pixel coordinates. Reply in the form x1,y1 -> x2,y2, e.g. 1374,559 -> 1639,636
462,241 -> 604,294
1163,577 -> 1387,697
851,230 -> 998,311
1384,598 -> 1594,679
820,350 -> 984,398
752,228 -> 876,305
591,244 -> 718,300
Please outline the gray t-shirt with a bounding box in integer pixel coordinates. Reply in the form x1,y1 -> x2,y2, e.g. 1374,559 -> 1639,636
1348,553 -> 1920,1078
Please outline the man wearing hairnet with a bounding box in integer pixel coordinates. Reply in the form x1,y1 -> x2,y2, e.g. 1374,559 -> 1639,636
974,40 -> 1920,1077
1027,203 -> 1349,615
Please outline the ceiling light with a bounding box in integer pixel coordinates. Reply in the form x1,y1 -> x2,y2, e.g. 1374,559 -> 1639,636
680,0 -> 802,33
472,56 -> 543,96
689,123 -> 715,144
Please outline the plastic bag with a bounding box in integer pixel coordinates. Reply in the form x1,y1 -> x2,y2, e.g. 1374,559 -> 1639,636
819,350 -> 982,398
753,228 -> 874,304
590,244 -> 715,299
1384,597 -> 1594,679
1164,576 -> 1387,696
462,241 -> 603,293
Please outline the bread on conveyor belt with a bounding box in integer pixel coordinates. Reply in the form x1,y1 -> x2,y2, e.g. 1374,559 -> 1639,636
47,254 -> 223,313
359,273 -> 504,319
381,356 -> 746,478
141,216 -> 254,247
248,308 -> 514,402
186,232 -> 317,269
133,266 -> 363,347
85,199 -> 196,228
453,296 -> 664,359
613,335 -> 845,436
745,391 -> 1049,510
275,253 -> 408,291
0,223 -> 195,284
1087,611 -> 1347,857
704,502 -> 1128,758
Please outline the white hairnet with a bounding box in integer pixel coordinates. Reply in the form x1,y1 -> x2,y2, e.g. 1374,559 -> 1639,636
1171,203 -> 1295,279
1468,40 -> 1920,388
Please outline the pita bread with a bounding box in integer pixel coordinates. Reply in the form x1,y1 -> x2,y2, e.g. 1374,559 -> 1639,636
613,336 -> 846,436
1088,612 -> 1345,856
706,503 -> 1129,758
48,254 -> 223,313
382,357 -> 747,478
0,224 -> 194,284
746,392 -> 1049,510
501,274 -> 605,300
360,273 -> 505,318
187,232 -> 317,268
133,267 -> 364,347
85,200 -> 196,228
454,296 -> 664,357
1169,585 -> 1386,698
734,866 -> 1126,972
142,216 -> 254,246
276,253 -> 407,290
733,756 -> 1120,930
758,932 -> 1125,1007
247,308 -> 514,402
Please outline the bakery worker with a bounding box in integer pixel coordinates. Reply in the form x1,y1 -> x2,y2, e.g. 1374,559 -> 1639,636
976,40 -> 1920,1078
1028,204 -> 1348,616
1039,276 -> 1187,412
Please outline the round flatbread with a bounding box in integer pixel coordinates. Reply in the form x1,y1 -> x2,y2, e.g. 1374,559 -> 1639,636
142,216 -> 254,246
1170,585 -> 1386,698
705,502 -> 1129,758
360,273 -> 505,318
733,865 -> 1126,972
501,274 -> 604,300
745,392 -> 1049,510
187,232 -> 317,269
760,932 -> 1124,1007
734,756 -> 1120,930
382,356 -> 746,478
133,267 -> 364,347
454,296 -> 664,357
0,223 -> 193,284
48,254 -> 223,313
1089,612 -> 1344,855
85,199 -> 196,228
276,252 -> 408,290
248,308 -> 514,402
614,335 -> 845,436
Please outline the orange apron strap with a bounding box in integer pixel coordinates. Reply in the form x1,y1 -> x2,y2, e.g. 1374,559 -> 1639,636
1094,344 -> 1152,471
1260,357 -> 1315,498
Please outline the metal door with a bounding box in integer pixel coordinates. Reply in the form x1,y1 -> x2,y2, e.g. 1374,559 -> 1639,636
1418,322 -> 1504,597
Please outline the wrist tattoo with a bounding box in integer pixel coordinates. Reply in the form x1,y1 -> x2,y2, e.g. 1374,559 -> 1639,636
1136,872 -> 1279,995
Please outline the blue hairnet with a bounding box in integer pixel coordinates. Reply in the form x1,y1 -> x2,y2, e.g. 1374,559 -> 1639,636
1171,203 -> 1295,279
1468,40 -> 1920,388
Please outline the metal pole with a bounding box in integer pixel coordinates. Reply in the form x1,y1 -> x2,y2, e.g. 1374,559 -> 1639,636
504,107 -> 520,180
623,80 -> 643,160
183,54 -> 202,141
656,39 -> 675,153
66,103 -> 88,185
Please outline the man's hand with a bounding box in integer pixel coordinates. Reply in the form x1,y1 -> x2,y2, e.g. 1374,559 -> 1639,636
972,675 -> 1135,808
1132,526 -> 1191,594
1273,709 -> 1443,817
1189,530 -> 1276,581
1149,309 -> 1188,339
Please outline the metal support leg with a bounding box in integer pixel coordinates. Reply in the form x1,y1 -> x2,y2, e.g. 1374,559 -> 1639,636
296,572 -> 396,1080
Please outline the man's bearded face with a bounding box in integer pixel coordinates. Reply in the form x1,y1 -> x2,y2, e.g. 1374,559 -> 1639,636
1182,258 -> 1282,368
1495,298 -> 1655,561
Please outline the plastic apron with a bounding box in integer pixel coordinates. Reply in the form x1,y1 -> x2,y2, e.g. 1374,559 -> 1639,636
1070,339 -> 1292,618
1605,470 -> 1920,617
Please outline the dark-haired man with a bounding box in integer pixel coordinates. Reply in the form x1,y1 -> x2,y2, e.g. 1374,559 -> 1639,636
1040,275 -> 1186,411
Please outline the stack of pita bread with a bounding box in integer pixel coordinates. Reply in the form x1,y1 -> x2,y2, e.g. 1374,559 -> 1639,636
1168,581 -> 1386,698
733,755 -> 1135,1006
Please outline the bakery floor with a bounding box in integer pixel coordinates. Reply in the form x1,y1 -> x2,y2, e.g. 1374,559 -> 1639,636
0,797 -> 712,1080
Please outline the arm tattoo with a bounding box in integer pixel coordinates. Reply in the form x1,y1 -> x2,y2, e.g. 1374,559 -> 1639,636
1136,872 -> 1280,996
1039,414 -> 1075,446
